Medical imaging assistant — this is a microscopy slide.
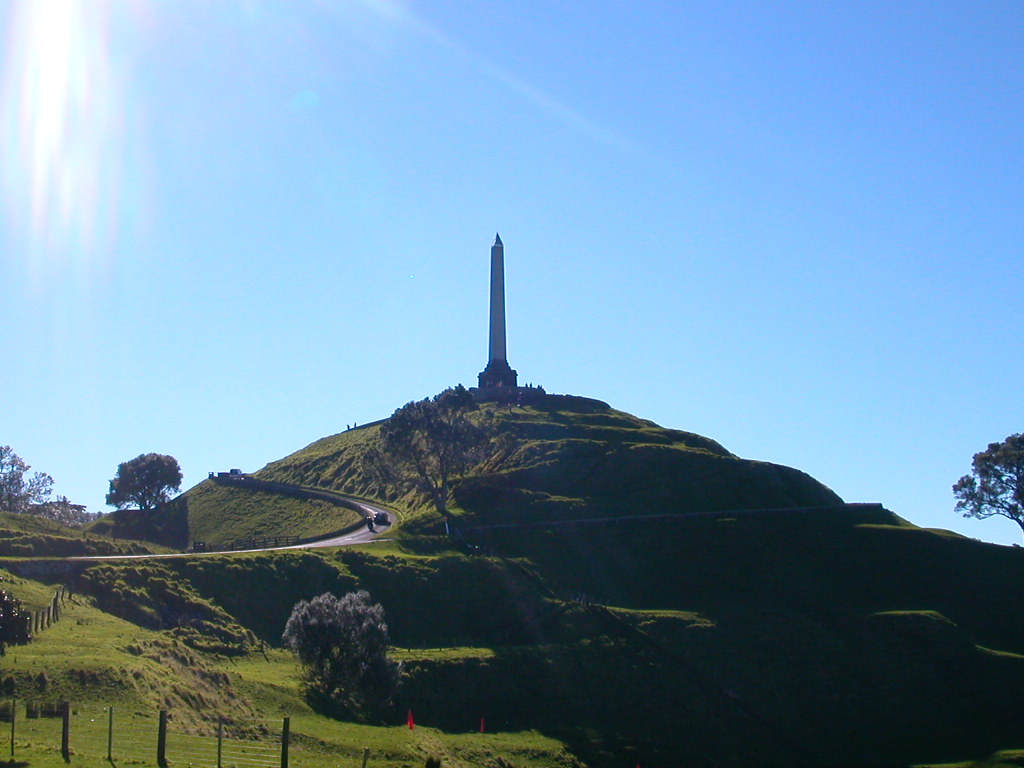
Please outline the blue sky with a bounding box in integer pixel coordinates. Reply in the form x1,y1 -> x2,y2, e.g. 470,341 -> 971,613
2,1 -> 1022,544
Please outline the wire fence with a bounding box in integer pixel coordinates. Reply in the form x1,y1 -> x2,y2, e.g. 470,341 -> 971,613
1,700 -> 63,759
2,700 -> 291,768
67,704 -> 158,763
165,713 -> 284,768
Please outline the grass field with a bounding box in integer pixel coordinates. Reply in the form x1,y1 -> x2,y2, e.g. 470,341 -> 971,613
0,572 -> 579,768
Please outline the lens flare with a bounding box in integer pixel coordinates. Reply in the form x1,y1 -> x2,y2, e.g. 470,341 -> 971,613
1,0 -> 127,276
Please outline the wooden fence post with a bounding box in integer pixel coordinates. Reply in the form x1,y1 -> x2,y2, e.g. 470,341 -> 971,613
107,707 -> 114,761
217,718 -> 223,768
60,700 -> 70,762
157,710 -> 168,768
280,716 -> 290,768
361,746 -> 370,768
9,698 -> 15,758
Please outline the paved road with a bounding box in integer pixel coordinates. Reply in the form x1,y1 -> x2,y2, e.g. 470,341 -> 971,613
280,497 -> 395,550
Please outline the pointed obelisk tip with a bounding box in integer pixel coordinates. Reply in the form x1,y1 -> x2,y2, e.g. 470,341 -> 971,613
493,232 -> 502,247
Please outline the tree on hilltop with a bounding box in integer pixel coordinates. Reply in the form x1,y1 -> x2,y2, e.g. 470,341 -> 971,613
106,453 -> 182,511
0,445 -> 53,514
282,590 -> 400,717
35,496 -> 93,527
364,385 -> 488,515
954,433 -> 1024,541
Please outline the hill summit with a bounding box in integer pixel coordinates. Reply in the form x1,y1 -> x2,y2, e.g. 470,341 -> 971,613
256,392 -> 842,529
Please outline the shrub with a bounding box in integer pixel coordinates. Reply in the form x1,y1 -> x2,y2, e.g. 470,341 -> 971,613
0,589 -> 29,651
282,591 -> 401,719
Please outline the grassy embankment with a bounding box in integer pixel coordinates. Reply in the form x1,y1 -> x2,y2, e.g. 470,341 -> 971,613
6,513 -> 1024,768
85,479 -> 365,550
0,510 -> 159,558
0,556 -> 582,768
0,561 -> 577,768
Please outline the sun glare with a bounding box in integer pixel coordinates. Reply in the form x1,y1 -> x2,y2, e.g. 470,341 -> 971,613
1,0 -> 127,276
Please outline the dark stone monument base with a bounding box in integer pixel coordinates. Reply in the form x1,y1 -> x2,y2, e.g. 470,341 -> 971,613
478,359 -> 518,389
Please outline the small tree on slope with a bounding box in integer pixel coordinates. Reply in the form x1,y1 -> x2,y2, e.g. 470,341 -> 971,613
282,591 -> 401,718
954,433 -> 1024,541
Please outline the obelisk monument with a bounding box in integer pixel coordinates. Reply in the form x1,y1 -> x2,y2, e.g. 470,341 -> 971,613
489,233 -> 507,364
478,233 -> 518,390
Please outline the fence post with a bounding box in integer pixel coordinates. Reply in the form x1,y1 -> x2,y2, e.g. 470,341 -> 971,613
61,700 -> 70,762
107,707 -> 114,761
157,710 -> 168,768
217,718 -> 223,768
362,746 -> 370,768
9,698 -> 15,758
280,716 -> 289,768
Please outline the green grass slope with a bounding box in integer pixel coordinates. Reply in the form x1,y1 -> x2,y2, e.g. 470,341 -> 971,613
0,510 -> 155,557
0,565 -> 577,768
86,479 -> 363,549
7,531 -> 1023,768
477,508 -> 1024,653
176,479 -> 364,545
255,395 -> 841,530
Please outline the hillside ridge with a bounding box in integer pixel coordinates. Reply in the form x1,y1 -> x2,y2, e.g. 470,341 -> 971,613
249,392 -> 842,535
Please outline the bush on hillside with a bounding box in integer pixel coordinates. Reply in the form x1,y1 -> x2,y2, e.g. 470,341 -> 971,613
0,587 -> 30,652
282,590 -> 401,720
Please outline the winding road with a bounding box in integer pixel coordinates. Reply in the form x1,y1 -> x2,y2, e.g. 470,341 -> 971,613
63,480 -> 398,562
276,495 -> 395,550
200,475 -> 397,552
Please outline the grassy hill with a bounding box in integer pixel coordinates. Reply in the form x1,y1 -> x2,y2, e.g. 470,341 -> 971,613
257,395 -> 842,529
5,393 -> 1024,767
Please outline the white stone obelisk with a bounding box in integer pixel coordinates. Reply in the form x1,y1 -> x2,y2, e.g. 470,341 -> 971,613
488,233 -> 507,364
